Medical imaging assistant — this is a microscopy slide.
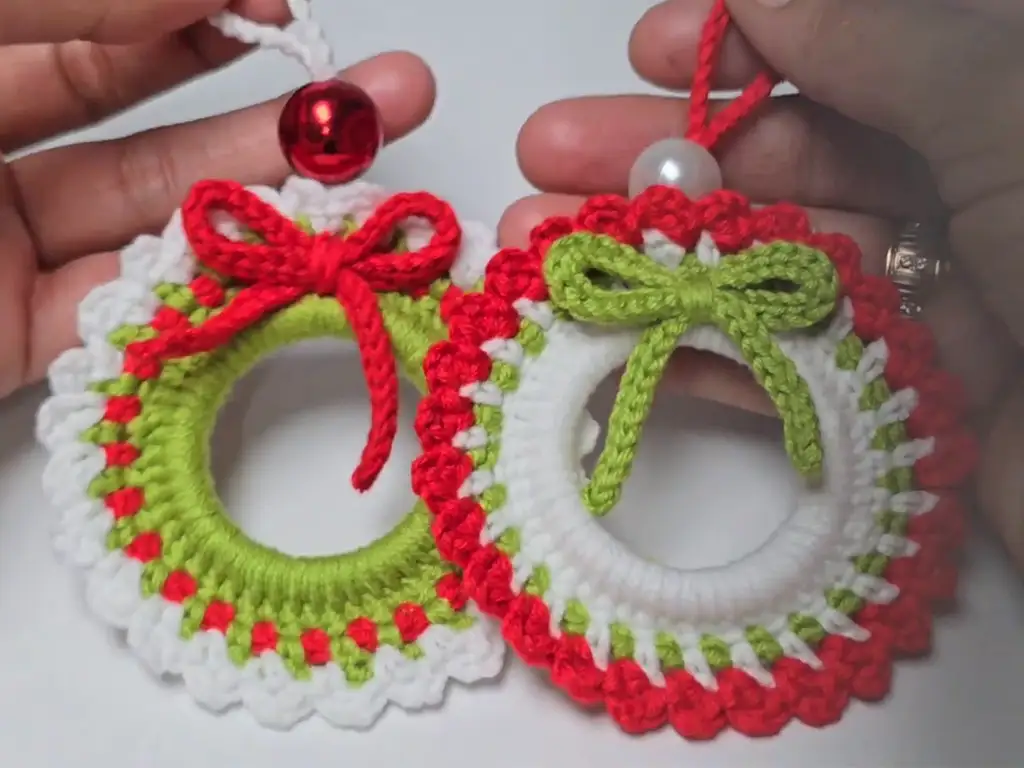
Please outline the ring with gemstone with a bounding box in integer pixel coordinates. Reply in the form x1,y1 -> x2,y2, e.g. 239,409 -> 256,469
884,221 -> 950,318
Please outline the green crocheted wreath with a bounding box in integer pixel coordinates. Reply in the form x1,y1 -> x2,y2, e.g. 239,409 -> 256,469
37,177 -> 504,729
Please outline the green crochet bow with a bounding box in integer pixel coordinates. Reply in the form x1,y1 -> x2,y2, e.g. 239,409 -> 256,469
543,231 -> 839,516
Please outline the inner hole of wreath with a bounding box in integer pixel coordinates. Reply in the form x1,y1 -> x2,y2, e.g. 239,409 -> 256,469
209,337 -> 422,557
584,352 -> 803,571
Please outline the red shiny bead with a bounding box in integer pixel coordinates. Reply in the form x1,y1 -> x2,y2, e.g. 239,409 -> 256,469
278,79 -> 383,185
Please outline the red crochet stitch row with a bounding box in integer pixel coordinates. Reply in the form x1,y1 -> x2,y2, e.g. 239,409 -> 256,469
105,461 -> 466,666
413,185 -> 977,738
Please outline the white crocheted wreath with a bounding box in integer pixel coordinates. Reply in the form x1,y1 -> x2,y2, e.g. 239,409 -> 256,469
36,176 -> 505,729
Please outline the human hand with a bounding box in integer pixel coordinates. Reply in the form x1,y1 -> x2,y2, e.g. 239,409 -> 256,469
501,0 -> 1024,569
0,0 -> 435,398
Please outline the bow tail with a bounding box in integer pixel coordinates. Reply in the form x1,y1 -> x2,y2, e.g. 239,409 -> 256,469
723,318 -> 825,480
335,273 -> 400,492
582,317 -> 688,516
128,284 -> 302,366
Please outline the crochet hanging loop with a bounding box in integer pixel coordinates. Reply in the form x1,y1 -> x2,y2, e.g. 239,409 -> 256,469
624,2 -> 777,203
684,0 -> 777,152
544,231 -> 839,516
128,179 -> 462,493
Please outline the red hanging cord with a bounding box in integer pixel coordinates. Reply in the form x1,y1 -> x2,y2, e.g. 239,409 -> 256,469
684,0 -> 778,152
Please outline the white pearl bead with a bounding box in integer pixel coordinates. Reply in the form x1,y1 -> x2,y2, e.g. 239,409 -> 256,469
627,138 -> 723,199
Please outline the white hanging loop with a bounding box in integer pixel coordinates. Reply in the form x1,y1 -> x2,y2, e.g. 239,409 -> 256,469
208,0 -> 335,82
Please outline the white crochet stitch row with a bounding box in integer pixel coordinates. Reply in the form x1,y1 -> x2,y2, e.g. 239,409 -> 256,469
210,0 -> 336,82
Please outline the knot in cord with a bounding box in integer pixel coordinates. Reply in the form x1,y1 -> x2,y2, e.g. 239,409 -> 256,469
683,271 -> 716,324
308,233 -> 358,295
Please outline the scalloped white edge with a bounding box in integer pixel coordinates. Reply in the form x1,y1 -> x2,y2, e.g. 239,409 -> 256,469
36,176 -> 506,730
451,236 -> 939,690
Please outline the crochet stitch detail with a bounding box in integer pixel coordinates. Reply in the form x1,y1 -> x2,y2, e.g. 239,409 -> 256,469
37,176 -> 505,729
413,185 -> 976,738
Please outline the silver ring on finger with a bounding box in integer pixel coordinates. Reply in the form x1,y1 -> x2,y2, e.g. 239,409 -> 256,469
884,220 -> 950,318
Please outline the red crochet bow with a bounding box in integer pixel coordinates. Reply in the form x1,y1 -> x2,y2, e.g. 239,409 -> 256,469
126,179 -> 461,492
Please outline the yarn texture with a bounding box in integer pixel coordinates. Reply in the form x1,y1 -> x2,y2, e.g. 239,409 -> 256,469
413,185 -> 976,738
36,176 -> 504,729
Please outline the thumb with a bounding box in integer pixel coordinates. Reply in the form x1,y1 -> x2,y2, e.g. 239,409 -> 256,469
978,377 -> 1024,575
722,0 -> 1004,161
0,0 -> 274,46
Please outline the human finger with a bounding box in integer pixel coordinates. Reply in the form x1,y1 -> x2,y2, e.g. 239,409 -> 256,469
632,0 -> 1024,95
0,0 -> 239,46
629,0 -> 765,91
26,252 -> 120,384
516,94 -> 941,220
0,0 -> 290,152
498,193 -> 1018,414
15,51 -> 437,266
949,186 -> 1024,350
0,165 -> 35,397
978,380 -> 1024,573
719,0 -> 1024,349
723,0 -> 1013,159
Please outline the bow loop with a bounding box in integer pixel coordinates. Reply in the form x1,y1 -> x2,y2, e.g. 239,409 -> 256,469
182,182 -> 461,292
544,232 -> 690,325
711,243 -> 839,332
545,231 -> 837,336
344,191 -> 462,291
183,180 -> 313,284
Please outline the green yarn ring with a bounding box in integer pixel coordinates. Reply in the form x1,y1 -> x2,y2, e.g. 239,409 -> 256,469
131,296 -> 437,593
86,284 -> 473,681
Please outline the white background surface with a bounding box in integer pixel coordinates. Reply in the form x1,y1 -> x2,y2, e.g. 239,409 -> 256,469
2,1 -> 1023,766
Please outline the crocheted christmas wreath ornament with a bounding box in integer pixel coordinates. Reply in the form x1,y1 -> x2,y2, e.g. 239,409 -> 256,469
413,186 -> 976,738
36,176 -> 504,729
